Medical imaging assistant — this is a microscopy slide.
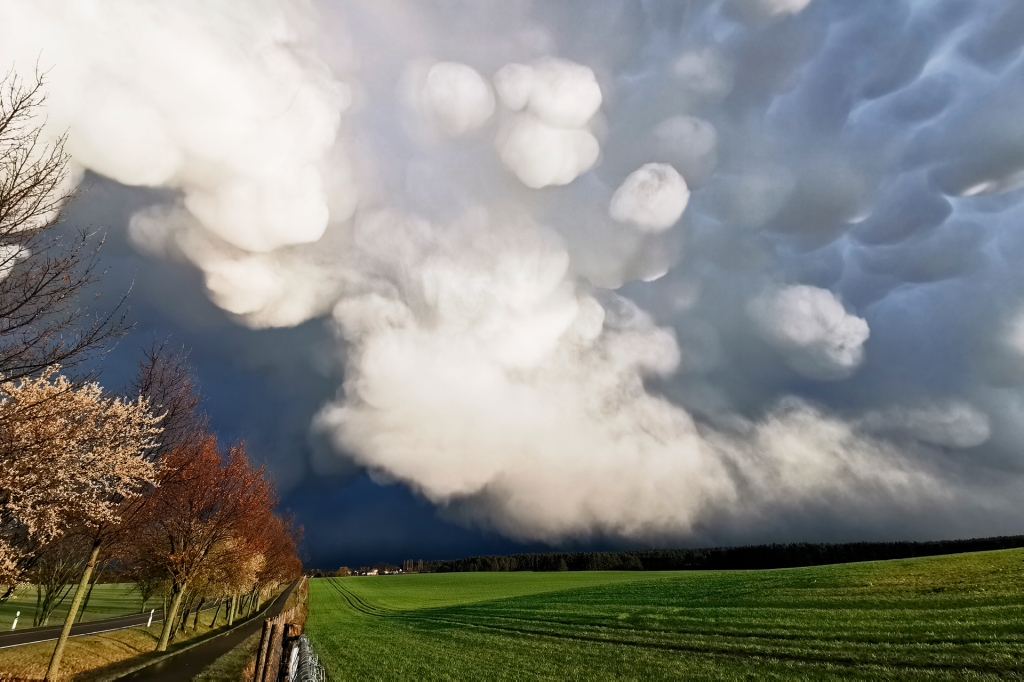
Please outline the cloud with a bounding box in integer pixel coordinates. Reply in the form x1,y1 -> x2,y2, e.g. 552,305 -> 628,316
609,163 -> 690,233
493,58 -> 602,188
671,49 -> 734,105
748,285 -> 870,380
8,0 -> 1024,547
403,61 -> 495,138
314,209 -> 941,541
494,58 -> 602,129
862,402 -> 991,449
651,116 -> 718,188
495,116 -> 600,189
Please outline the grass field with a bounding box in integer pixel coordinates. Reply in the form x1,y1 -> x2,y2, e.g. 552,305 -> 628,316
0,583 -> 146,630
306,549 -> 1024,680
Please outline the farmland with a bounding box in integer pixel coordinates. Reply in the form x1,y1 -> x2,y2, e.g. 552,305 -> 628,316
307,549 -> 1024,680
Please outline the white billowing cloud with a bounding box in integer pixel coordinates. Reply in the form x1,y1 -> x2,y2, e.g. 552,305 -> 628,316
0,0 -> 357,332
494,58 -> 602,129
492,63 -> 535,112
748,285 -> 870,380
609,163 -> 690,233
494,58 -> 602,188
496,116 -> 600,189
863,402 -> 991,449
311,208 -> 943,541
0,1 -> 352,255
405,61 -> 495,137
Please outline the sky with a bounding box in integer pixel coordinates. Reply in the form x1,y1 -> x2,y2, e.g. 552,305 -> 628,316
4,0 -> 1024,568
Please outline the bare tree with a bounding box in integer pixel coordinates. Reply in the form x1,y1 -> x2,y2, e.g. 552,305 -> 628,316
0,69 -> 127,382
130,341 -> 206,457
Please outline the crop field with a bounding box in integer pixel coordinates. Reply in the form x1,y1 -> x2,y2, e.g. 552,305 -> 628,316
306,549 -> 1024,680
0,583 -> 146,631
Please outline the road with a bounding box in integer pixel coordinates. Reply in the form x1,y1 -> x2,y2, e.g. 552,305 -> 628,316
0,610 -> 165,649
117,580 -> 298,681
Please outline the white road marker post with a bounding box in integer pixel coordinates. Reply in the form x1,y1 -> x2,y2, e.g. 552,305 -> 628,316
11,611 -> 19,630
147,608 -> 154,627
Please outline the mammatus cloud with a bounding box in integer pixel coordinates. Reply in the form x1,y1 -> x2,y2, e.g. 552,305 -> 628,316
403,61 -> 495,138
747,285 -> 869,380
494,58 -> 602,188
609,163 -> 690,233
6,0 -> 1024,543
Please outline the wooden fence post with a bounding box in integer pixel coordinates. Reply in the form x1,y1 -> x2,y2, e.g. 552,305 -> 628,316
261,620 -> 284,682
253,618 -> 272,682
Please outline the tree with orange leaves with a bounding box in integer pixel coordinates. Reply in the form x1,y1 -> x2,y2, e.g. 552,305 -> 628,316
124,436 -> 274,651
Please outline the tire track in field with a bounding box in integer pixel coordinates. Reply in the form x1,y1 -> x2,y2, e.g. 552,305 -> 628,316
324,578 -> 389,617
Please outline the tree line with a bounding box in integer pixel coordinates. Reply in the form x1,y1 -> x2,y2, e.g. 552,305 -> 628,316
0,72 -> 301,680
412,535 -> 1024,574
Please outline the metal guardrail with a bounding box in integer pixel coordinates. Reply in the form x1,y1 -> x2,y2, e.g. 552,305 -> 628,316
290,635 -> 328,682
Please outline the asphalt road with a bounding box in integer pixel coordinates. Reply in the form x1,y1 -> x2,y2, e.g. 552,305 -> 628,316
0,610 -> 165,649
117,580 -> 298,682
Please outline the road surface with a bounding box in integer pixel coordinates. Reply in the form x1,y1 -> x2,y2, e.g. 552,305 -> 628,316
0,609 -> 165,649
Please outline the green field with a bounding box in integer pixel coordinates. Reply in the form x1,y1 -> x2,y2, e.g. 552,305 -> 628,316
306,549 -> 1024,680
0,583 -> 147,630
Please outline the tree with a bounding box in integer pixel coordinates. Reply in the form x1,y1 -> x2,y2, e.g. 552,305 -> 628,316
130,342 -> 206,457
28,535 -> 87,626
0,368 -> 161,591
0,70 -> 127,382
125,438 -> 274,651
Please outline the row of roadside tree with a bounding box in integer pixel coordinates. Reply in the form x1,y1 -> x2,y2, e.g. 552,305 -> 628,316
0,71 -> 301,680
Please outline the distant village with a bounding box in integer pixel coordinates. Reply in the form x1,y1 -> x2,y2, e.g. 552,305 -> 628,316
307,559 -> 426,578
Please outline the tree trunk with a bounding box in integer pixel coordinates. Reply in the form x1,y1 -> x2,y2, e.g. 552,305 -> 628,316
44,541 -> 101,682
33,586 -> 43,627
77,562 -> 104,624
177,593 -> 193,633
210,599 -> 222,627
192,598 -> 205,629
156,582 -> 187,652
